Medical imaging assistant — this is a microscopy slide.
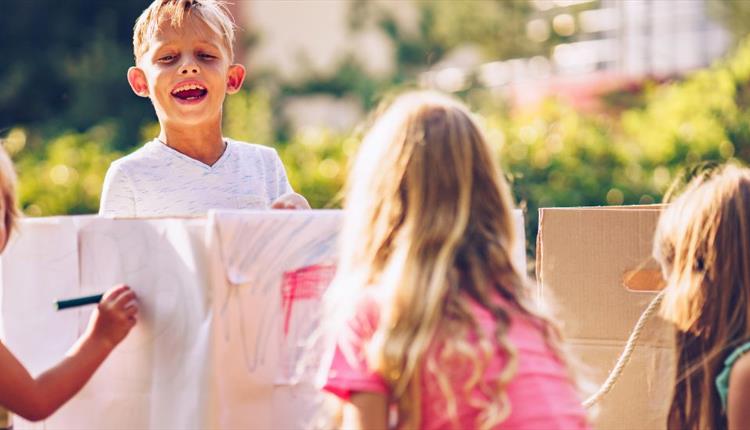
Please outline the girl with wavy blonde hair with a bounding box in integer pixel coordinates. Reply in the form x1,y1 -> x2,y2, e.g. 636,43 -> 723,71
320,91 -> 588,429
655,164 -> 750,430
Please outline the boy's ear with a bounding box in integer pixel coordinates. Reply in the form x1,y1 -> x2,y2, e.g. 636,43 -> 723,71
226,64 -> 246,94
127,67 -> 150,97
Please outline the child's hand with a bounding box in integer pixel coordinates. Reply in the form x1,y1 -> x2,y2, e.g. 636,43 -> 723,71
271,192 -> 311,210
87,285 -> 138,349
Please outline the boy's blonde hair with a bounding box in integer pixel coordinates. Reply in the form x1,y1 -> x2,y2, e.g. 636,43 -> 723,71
0,144 -> 20,240
132,0 -> 236,62
325,91 -> 582,429
656,163 -> 750,430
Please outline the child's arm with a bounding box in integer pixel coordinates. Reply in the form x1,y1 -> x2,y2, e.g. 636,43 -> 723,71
0,285 -> 137,421
340,392 -> 388,430
728,353 -> 750,430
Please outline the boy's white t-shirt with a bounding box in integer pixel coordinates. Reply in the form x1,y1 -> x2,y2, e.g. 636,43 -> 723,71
99,138 -> 293,217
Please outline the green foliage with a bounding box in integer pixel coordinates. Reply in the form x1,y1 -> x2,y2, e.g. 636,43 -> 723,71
621,40 -> 750,168
223,88 -> 275,146
14,124 -> 122,216
487,101 -> 636,256
0,0 -> 153,150
709,0 -> 750,43
622,71 -> 735,166
245,44 -> 750,254
419,0 -> 539,60
279,57 -> 391,113
491,37 -> 750,253
279,128 -> 355,209
222,86 -> 352,209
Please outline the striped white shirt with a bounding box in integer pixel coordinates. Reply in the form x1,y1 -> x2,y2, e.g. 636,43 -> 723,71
99,138 -> 293,217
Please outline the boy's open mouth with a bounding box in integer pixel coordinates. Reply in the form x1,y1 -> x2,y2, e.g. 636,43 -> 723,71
171,83 -> 208,102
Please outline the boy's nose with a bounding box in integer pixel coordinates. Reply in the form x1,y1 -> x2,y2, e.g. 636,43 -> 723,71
179,63 -> 199,75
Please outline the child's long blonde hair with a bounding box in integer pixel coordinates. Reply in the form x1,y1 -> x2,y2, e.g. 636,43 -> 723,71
0,143 -> 19,245
325,91 -> 574,428
655,164 -> 750,430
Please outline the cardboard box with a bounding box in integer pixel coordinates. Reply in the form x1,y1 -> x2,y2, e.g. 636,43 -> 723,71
537,206 -> 674,430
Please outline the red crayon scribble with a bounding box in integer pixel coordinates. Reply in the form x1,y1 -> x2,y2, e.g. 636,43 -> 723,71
281,264 -> 336,336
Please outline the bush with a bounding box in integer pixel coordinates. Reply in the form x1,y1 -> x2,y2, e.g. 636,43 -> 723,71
14,123 -> 122,216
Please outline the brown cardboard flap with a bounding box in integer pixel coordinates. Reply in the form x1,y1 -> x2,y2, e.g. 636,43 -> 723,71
622,268 -> 666,292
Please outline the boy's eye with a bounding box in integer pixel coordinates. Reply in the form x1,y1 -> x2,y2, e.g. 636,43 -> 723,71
158,55 -> 176,63
198,53 -> 216,60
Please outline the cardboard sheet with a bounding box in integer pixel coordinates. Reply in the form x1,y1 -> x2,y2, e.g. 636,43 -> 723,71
537,206 -> 673,430
2,217 -> 211,429
1,217 -> 83,376
0,208 -> 527,429
0,212 -> 342,429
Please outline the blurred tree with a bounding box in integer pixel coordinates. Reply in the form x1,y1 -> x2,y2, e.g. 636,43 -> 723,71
621,37 -> 750,172
417,0 -> 539,60
487,100 -> 637,258
0,0 -> 153,150
280,56 -> 389,110
709,0 -> 750,43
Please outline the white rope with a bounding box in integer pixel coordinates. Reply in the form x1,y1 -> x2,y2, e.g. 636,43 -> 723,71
582,291 -> 665,408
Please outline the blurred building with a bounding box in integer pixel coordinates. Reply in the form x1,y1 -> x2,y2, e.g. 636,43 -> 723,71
474,0 -> 732,109
234,1 -> 418,82
552,0 -> 730,76
231,0 -> 733,124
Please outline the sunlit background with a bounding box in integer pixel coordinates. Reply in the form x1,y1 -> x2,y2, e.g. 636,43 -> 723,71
2,0 -> 750,256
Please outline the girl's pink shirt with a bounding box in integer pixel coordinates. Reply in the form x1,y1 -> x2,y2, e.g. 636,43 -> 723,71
323,292 -> 589,430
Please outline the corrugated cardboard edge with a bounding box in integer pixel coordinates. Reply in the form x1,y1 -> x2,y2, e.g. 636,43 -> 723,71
535,208 -> 544,302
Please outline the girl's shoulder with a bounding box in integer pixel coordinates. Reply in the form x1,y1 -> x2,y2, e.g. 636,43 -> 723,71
716,341 -> 750,410
730,352 -> 750,388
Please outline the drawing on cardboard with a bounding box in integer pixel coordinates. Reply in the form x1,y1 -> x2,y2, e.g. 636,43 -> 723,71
281,264 -> 336,336
211,211 -> 339,376
206,210 -> 341,429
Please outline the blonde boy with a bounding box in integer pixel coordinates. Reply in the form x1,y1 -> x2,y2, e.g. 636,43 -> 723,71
100,0 -> 308,217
